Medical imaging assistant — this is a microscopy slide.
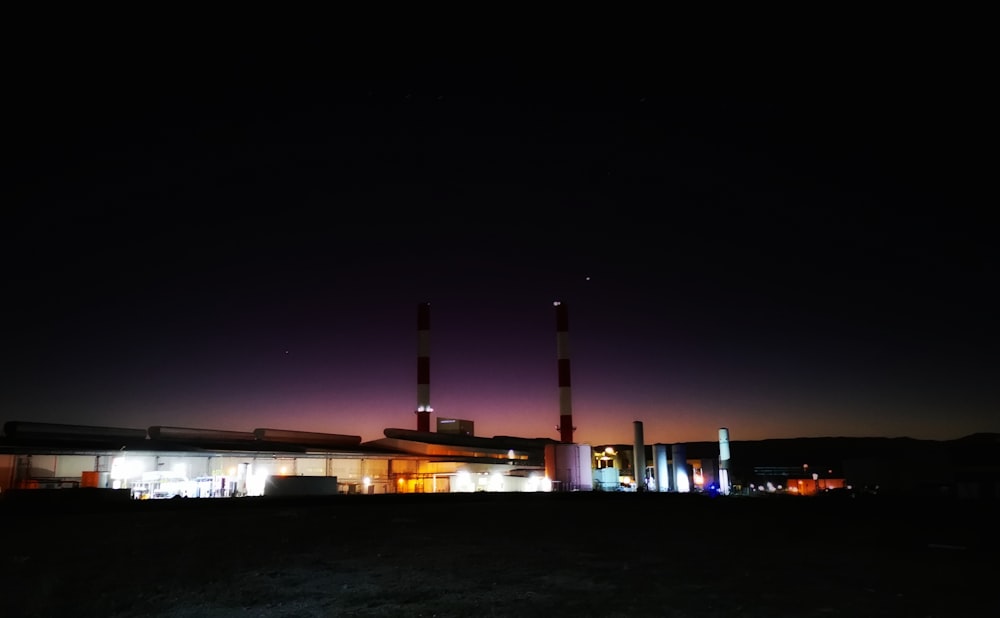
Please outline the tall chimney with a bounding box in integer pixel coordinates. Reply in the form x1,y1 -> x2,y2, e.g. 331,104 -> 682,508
718,427 -> 731,495
554,301 -> 574,443
415,302 -> 431,432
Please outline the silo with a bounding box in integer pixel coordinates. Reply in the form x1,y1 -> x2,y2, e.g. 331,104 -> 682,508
672,443 -> 690,493
653,443 -> 670,492
544,443 -> 593,491
718,427 -> 731,495
633,421 -> 646,491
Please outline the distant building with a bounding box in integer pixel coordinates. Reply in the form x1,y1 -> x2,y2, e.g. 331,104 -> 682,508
436,418 -> 474,436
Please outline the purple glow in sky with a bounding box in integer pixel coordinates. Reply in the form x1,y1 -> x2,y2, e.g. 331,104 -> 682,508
3,30 -> 996,445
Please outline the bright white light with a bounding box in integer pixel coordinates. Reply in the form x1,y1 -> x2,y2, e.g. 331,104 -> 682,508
110,456 -> 125,480
110,456 -> 143,481
488,473 -> 504,492
172,462 -> 187,476
525,475 -> 540,492
455,470 -> 474,493
541,477 -> 553,492
675,471 -> 690,493
247,470 -> 268,497
363,476 -> 371,487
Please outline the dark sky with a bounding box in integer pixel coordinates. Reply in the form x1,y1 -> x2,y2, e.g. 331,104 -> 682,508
3,27 -> 996,445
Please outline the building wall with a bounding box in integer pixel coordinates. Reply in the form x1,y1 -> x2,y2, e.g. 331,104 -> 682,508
0,448 -> 548,496
0,453 -> 13,492
436,418 -> 474,436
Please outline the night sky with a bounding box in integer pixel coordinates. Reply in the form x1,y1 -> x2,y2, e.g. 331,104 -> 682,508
4,28 -> 996,445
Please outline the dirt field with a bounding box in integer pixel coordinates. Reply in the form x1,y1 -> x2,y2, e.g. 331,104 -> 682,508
1,491 -> 996,617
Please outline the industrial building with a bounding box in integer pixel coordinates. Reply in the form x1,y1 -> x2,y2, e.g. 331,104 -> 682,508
0,420 -> 559,497
593,432 -> 1000,500
0,302 -> 589,498
3,301 -> 998,501
5,421 -> 996,500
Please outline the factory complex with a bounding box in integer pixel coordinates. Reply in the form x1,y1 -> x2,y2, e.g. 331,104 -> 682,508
2,303 -> 997,501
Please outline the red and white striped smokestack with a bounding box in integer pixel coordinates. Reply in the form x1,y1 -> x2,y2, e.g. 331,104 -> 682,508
415,302 -> 431,432
554,301 -> 575,443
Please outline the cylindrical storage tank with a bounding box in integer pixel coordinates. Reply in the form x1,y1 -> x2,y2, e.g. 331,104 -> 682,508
544,443 -> 556,485
718,427 -> 731,495
633,421 -> 645,491
718,428 -> 731,463
653,443 -> 670,492
672,443 -> 690,493
545,443 -> 594,491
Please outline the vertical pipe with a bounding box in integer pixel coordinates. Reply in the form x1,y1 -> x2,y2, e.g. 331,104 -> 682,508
554,301 -> 574,443
718,427 -> 731,495
415,302 -> 431,432
633,421 -> 645,491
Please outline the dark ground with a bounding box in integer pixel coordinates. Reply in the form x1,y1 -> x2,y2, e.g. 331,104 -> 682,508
1,490 -> 996,617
